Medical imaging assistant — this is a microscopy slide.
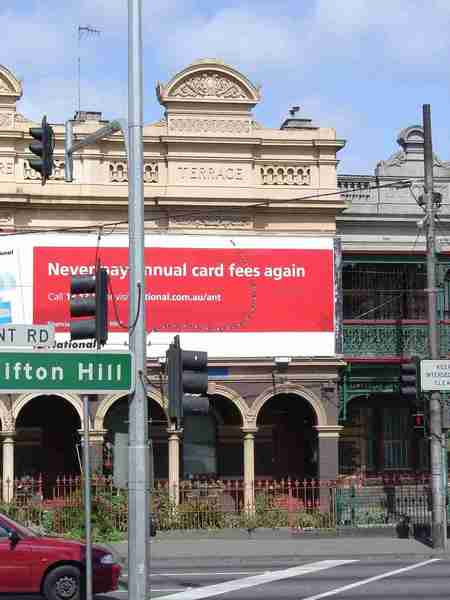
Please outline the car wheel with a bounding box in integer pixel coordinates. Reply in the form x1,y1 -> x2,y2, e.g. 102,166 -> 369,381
43,565 -> 82,600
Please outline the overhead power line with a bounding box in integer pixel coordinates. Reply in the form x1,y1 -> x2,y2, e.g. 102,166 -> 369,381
0,178 -> 425,238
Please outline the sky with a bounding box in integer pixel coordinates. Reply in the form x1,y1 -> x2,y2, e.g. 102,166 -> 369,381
2,0 -> 450,174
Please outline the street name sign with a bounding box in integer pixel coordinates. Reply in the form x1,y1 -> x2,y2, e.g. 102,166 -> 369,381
0,324 -> 55,347
420,359 -> 450,391
0,351 -> 134,393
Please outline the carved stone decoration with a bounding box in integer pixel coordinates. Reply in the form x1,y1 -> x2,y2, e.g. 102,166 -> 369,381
170,72 -> 248,99
377,150 -> 406,171
144,162 -> 158,183
14,113 -> 29,123
0,395 -> 15,431
0,112 -> 13,128
109,161 -> 159,183
260,165 -> 311,186
169,118 -> 251,135
51,160 -> 65,180
0,159 -> 14,177
170,214 -> 252,229
109,161 -> 128,182
23,160 -> 41,180
433,154 -> 450,169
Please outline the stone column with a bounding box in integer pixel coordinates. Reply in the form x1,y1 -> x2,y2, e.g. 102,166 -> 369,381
1,431 -> 15,503
167,425 -> 182,506
242,427 -> 258,514
315,425 -> 343,510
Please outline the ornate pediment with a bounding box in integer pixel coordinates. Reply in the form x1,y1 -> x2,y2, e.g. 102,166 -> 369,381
376,123 -> 450,177
0,65 -> 22,100
157,59 -> 260,107
170,72 -> 248,100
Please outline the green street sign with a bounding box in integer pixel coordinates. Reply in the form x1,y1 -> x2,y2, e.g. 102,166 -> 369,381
0,351 -> 134,393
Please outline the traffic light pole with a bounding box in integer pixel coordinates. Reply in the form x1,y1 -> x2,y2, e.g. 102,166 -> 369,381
423,104 -> 446,550
64,119 -> 129,182
127,1 -> 150,599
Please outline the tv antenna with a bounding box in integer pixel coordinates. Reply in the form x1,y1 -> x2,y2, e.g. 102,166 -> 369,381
77,25 -> 101,115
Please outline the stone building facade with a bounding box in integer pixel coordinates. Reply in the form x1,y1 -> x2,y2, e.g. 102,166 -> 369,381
0,60 -> 345,504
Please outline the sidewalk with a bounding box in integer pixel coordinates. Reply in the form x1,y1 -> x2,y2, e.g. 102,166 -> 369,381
105,528 -> 450,567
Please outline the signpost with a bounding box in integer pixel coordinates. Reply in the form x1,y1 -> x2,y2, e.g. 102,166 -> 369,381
0,324 -> 54,347
0,351 -> 133,393
421,360 -> 450,392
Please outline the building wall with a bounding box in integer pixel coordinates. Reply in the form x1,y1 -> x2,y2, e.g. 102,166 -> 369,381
0,59 -> 346,495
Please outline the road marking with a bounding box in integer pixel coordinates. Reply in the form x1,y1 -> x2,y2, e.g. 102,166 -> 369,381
158,571 -> 262,576
301,558 -> 440,599
120,570 -> 266,580
153,560 -> 357,600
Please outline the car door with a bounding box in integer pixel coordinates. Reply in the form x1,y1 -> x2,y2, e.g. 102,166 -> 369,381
0,522 -> 32,592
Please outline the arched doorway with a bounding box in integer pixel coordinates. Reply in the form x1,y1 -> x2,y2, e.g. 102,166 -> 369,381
256,393 -> 318,480
103,396 -> 168,480
181,394 -> 243,479
15,395 -> 81,496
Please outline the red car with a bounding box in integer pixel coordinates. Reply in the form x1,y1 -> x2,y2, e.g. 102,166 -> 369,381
0,512 -> 121,599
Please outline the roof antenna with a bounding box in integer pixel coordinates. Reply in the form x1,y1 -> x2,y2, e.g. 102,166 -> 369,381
77,25 -> 101,115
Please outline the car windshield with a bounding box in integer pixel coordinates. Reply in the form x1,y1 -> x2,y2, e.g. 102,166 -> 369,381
0,512 -> 38,538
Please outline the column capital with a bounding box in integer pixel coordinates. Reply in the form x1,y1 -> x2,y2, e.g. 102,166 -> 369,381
314,425 -> 343,438
77,428 -> 107,440
0,430 -> 16,441
241,427 -> 258,435
167,427 -> 183,437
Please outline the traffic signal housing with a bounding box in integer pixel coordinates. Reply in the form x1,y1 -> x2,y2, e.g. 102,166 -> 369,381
399,360 -> 420,401
69,266 -> 109,348
166,335 -> 209,426
28,116 -> 54,185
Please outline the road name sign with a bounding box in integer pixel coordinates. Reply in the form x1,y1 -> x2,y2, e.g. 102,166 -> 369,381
0,351 -> 134,393
0,324 -> 55,347
420,359 -> 450,391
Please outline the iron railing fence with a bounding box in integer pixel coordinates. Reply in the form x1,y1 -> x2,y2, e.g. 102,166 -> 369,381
0,474 -> 440,535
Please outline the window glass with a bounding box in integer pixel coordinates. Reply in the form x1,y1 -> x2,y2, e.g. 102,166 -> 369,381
0,525 -> 9,538
383,408 -> 409,469
343,263 -> 427,319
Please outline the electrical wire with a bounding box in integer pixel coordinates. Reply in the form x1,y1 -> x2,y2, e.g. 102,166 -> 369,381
248,178 -> 415,209
0,177 -> 424,239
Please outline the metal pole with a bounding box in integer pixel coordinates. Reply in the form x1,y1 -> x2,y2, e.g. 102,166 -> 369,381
127,1 -> 149,599
82,394 -> 93,600
65,121 -> 74,183
423,103 -> 446,550
64,119 -> 123,183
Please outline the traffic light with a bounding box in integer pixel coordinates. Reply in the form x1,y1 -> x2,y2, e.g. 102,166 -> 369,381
399,360 -> 420,401
412,411 -> 425,430
166,335 -> 209,426
69,266 -> 109,348
28,116 -> 54,185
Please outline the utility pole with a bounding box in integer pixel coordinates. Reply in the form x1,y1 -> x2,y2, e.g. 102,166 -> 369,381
127,1 -> 150,599
423,103 -> 447,550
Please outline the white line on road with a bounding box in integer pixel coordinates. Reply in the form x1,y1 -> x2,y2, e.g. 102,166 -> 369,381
301,558 -> 441,600
153,560 -> 357,600
157,571 -> 263,576
120,571 -> 265,581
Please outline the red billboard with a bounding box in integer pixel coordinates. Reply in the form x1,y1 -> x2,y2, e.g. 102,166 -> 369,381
33,245 -> 334,334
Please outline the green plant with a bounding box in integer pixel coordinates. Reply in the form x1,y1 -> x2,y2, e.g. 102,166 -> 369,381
293,511 -> 320,529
